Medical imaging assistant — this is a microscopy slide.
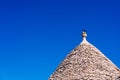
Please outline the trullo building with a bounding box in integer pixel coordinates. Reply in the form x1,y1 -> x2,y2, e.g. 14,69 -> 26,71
49,31 -> 120,80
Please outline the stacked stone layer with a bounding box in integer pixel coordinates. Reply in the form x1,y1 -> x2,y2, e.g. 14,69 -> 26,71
49,39 -> 120,80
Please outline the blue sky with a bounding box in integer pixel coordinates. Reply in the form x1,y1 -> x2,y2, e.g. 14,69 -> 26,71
0,0 -> 120,80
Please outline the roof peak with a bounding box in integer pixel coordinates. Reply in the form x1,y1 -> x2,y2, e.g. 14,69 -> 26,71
49,30 -> 120,80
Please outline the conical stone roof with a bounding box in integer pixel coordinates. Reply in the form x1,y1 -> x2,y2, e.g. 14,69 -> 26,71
49,31 -> 120,80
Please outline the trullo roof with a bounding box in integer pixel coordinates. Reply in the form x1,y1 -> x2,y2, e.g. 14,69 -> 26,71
49,31 -> 120,80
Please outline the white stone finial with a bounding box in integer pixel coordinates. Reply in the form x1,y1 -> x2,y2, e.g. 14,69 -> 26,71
80,30 -> 88,44
82,30 -> 87,38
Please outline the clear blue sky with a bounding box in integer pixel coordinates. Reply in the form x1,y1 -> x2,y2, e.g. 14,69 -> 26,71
0,0 -> 120,80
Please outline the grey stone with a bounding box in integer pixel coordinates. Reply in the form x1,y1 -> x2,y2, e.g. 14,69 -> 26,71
49,31 -> 120,80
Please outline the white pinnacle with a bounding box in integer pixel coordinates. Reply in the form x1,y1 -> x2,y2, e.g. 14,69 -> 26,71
80,30 -> 89,44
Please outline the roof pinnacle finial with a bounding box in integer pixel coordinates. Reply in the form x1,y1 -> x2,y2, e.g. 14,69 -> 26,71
80,30 -> 88,44
82,30 -> 87,38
